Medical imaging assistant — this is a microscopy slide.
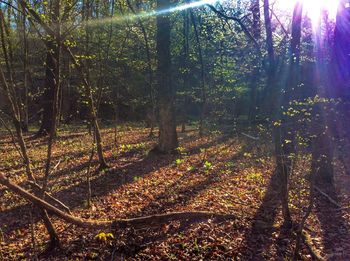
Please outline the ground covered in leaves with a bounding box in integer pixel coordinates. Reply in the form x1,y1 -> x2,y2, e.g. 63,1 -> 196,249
0,125 -> 350,260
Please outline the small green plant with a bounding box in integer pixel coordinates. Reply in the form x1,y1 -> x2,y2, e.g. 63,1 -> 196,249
133,176 -> 141,182
120,142 -> 146,153
120,144 -> 132,152
243,152 -> 252,158
176,146 -> 187,155
175,158 -> 184,165
94,232 -> 114,242
225,161 -> 235,168
247,171 -> 263,182
187,165 -> 196,172
203,161 -> 212,172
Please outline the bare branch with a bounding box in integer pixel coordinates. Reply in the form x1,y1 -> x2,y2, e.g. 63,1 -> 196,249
207,4 -> 261,53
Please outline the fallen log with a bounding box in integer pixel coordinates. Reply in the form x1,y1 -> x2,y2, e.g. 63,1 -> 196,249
301,229 -> 325,261
0,173 -> 235,230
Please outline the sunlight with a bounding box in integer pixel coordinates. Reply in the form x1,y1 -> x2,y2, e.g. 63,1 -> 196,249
85,0 -> 219,27
276,0 -> 339,25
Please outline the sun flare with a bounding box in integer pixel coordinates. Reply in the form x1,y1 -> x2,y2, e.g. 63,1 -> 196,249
276,0 -> 339,24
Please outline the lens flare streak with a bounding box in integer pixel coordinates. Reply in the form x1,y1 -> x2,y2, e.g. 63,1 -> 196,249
85,0 -> 218,27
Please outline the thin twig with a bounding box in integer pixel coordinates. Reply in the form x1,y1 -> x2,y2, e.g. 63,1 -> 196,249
30,205 -> 38,261
0,227 -> 4,260
314,185 -> 341,208
86,145 -> 95,208
0,116 -> 23,160
293,170 -> 315,260
28,181 -> 71,214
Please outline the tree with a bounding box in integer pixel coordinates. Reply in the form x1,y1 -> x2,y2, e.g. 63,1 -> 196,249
248,0 -> 261,122
333,0 -> 350,98
0,7 -> 61,250
189,10 -> 206,136
18,0 -> 108,168
37,0 -> 61,137
262,0 -> 276,116
155,0 -> 178,153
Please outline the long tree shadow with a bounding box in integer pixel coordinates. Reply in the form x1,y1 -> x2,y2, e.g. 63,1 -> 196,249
186,134 -> 236,156
238,168 -> 282,259
131,171 -> 223,217
314,180 -> 350,259
107,147 -> 246,258
107,172 -> 221,260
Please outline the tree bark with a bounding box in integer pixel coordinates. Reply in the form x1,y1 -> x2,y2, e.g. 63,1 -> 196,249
37,40 -> 59,136
155,0 -> 178,153
248,0 -> 261,122
262,0 -> 277,115
37,0 -> 61,137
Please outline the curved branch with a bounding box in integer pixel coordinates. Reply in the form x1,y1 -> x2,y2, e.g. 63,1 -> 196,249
0,1 -> 22,13
0,172 -> 235,230
207,4 -> 261,54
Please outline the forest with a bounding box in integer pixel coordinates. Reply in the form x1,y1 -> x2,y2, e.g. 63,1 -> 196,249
0,0 -> 349,260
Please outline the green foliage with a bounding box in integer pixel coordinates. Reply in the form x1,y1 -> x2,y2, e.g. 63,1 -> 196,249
176,147 -> 187,156
203,161 -> 212,172
243,152 -> 252,158
94,232 -> 114,242
120,143 -> 146,153
133,176 -> 141,182
187,165 -> 196,172
247,171 -> 263,182
175,158 -> 184,166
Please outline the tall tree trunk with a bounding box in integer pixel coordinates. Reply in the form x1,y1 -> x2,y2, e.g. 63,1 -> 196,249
248,0 -> 261,122
262,0 -> 277,115
333,0 -> 350,98
126,0 -> 155,137
331,0 -> 350,177
37,1 -> 61,137
189,10 -> 206,137
180,9 -> 190,133
42,0 -> 61,192
38,0 -> 62,249
22,3 -> 29,132
37,40 -> 59,136
155,0 -> 178,153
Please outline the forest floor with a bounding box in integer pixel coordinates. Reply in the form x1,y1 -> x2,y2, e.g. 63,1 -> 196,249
0,124 -> 350,260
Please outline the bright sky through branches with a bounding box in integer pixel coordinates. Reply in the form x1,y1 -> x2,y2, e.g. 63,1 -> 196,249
275,0 -> 339,24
